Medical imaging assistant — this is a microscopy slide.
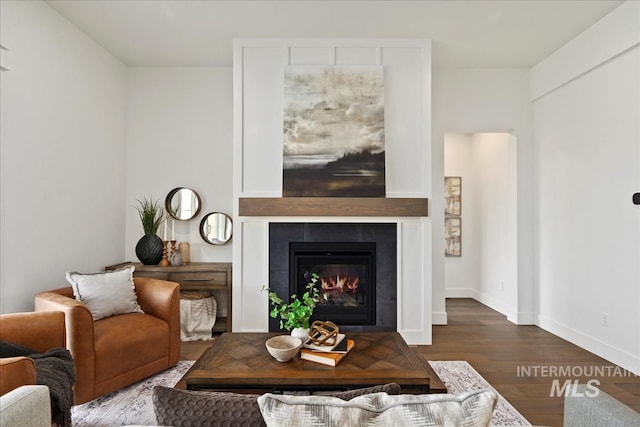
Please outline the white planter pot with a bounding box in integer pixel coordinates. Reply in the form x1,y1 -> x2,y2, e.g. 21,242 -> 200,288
291,327 -> 310,342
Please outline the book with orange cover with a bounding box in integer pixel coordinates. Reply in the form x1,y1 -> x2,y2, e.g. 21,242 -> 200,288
300,339 -> 355,366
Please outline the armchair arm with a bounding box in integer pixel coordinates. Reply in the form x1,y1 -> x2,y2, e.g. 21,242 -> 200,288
0,357 -> 36,396
134,278 -> 180,365
0,312 -> 65,353
34,288 -> 96,403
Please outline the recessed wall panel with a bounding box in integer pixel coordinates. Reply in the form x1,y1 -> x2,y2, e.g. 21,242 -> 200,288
289,47 -> 332,65
335,47 -> 379,65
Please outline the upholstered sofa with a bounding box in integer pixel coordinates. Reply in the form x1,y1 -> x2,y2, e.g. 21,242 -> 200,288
0,385 -> 51,427
35,276 -> 180,404
152,385 -> 498,427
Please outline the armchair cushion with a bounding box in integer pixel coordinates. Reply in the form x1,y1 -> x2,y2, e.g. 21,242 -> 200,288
65,265 -> 143,320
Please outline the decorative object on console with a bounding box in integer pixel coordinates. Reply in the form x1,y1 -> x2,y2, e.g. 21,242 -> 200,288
199,212 -> 233,245
169,249 -> 182,266
165,187 -> 202,221
265,273 -> 326,340
265,335 -> 302,362
159,239 -> 170,267
178,241 -> 190,264
134,197 -> 164,265
282,66 -> 386,197
65,265 -> 143,321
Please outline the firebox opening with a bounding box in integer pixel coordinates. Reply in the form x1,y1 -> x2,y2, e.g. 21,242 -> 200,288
290,242 -> 376,326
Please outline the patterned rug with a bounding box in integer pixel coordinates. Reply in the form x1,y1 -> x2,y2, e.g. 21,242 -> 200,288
72,361 -> 194,426
72,360 -> 529,426
429,361 -> 531,426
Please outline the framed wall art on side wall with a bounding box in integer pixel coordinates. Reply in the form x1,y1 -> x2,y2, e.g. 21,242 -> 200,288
444,176 -> 461,216
445,217 -> 461,257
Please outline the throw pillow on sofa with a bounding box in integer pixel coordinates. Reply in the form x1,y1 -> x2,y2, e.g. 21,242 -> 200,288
258,389 -> 497,427
65,265 -> 143,320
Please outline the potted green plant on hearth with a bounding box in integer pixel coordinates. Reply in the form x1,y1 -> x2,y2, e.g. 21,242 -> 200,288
265,273 -> 326,341
134,197 -> 164,265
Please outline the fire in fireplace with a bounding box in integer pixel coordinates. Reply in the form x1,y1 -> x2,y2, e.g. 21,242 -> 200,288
290,242 -> 376,326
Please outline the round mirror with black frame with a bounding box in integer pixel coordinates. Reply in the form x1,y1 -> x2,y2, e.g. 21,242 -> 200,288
165,187 -> 202,221
200,212 -> 233,245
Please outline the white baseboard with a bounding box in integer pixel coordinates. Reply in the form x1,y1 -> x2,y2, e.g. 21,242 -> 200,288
444,288 -> 476,298
432,311 -> 448,325
537,314 -> 640,376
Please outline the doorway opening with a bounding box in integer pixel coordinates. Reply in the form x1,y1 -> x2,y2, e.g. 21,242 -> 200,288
443,131 -> 518,319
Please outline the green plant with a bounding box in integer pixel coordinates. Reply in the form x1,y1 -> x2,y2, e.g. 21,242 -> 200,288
265,273 -> 326,331
135,197 -> 164,235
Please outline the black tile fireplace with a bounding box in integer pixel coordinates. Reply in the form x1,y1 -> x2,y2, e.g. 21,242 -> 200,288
269,223 -> 397,332
290,241 -> 376,325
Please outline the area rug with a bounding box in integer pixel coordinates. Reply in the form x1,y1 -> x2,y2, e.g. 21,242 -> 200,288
72,361 -> 194,426
73,360 -> 530,426
429,360 -> 531,426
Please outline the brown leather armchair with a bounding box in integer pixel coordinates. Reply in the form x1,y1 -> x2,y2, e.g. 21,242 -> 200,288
35,277 -> 180,405
0,311 -> 66,396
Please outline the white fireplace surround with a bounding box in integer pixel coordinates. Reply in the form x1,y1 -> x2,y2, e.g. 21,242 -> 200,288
232,39 -> 433,344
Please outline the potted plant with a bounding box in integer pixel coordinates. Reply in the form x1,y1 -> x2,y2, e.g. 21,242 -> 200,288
265,273 -> 325,341
134,197 -> 164,265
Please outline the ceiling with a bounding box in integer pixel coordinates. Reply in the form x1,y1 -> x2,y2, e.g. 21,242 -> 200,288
46,0 -> 623,68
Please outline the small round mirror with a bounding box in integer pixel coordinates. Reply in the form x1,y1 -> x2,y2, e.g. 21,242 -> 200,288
166,187 -> 202,221
200,212 -> 233,245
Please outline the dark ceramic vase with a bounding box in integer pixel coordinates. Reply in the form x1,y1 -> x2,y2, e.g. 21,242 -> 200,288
135,234 -> 163,265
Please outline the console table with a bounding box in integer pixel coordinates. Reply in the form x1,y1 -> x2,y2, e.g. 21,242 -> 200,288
106,262 -> 232,333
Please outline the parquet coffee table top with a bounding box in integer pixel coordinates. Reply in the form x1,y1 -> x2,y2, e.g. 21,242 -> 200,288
177,332 -> 446,394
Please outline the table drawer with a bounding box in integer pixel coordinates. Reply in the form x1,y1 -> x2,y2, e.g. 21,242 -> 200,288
134,271 -> 170,281
172,271 -> 228,288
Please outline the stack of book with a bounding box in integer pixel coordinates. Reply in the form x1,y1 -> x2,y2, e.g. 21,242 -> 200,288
300,333 -> 355,366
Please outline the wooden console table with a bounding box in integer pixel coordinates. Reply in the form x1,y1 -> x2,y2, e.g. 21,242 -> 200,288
106,262 -> 232,333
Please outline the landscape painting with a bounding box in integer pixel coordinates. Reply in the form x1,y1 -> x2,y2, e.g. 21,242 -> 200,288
283,66 -> 385,197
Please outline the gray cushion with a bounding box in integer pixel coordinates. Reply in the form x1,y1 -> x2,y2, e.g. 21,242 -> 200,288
152,387 -> 264,427
66,265 -> 143,320
258,389 -> 497,427
152,383 -> 402,427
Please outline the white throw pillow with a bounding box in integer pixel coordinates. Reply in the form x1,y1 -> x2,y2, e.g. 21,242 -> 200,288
258,389 -> 497,427
66,266 -> 144,320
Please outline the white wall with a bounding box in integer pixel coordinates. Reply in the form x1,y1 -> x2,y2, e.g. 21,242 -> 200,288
472,133 -> 518,315
444,132 -> 518,319
433,69 -> 535,324
0,1 -> 127,313
125,67 -> 234,264
532,1 -> 640,374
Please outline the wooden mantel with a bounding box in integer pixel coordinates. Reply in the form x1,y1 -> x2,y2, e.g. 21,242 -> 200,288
238,197 -> 429,217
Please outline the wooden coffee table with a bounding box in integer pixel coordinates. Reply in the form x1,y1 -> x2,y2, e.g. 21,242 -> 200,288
177,332 -> 446,394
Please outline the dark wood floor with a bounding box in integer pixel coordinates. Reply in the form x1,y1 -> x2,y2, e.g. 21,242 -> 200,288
181,298 -> 639,427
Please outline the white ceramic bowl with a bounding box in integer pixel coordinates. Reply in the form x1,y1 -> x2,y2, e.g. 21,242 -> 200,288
265,335 -> 302,362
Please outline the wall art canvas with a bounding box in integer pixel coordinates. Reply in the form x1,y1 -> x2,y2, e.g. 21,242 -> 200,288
444,176 -> 462,216
283,66 -> 385,197
445,217 -> 461,257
